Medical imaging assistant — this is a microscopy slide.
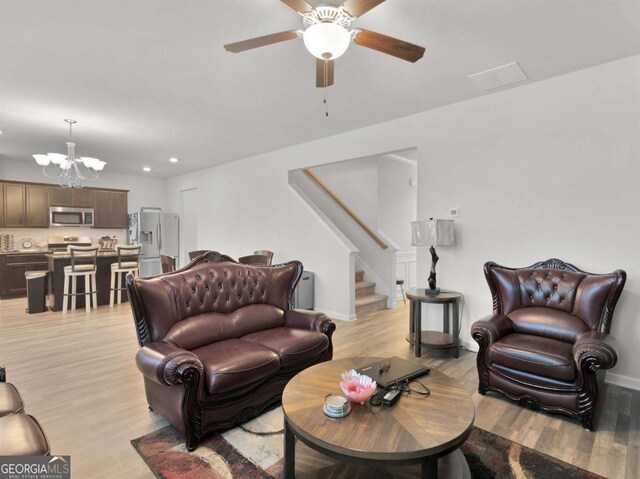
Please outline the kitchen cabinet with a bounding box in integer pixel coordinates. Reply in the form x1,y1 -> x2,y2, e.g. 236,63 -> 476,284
110,191 -> 128,228
2,184 -> 48,227
26,185 -> 49,227
48,186 -> 72,206
93,189 -> 128,229
0,254 -> 48,297
73,188 -> 94,207
93,190 -> 112,228
0,183 -> 4,227
48,187 -> 94,208
0,180 -> 128,229
4,183 -> 26,227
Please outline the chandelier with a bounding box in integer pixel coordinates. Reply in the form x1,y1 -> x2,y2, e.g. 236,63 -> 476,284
33,119 -> 105,188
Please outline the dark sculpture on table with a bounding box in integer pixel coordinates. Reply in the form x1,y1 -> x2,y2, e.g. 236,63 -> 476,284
427,246 -> 440,294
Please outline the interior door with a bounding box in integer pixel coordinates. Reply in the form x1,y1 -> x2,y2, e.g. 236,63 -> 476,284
161,213 -> 180,257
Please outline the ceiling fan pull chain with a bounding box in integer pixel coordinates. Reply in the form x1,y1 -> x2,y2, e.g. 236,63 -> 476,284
324,86 -> 329,117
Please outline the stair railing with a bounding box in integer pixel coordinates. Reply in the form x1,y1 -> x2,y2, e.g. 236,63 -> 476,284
303,168 -> 388,250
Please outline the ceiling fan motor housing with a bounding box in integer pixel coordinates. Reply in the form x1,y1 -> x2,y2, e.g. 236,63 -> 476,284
302,6 -> 353,60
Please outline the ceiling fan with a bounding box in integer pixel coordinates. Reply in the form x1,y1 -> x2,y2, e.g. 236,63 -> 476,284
224,0 -> 425,88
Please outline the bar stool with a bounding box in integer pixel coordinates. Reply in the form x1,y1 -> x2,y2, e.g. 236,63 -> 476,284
396,278 -> 406,304
110,245 -> 142,307
253,250 -> 274,266
62,246 -> 99,314
160,254 -> 177,273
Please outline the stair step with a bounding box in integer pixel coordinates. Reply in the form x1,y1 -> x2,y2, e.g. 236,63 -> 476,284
355,294 -> 388,316
355,270 -> 365,283
355,281 -> 376,298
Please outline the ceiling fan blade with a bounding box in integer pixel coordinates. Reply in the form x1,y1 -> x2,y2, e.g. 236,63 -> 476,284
316,59 -> 335,88
353,29 -> 425,63
224,30 -> 299,53
281,0 -> 314,14
342,0 -> 385,18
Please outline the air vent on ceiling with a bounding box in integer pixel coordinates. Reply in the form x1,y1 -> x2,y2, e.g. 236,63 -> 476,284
468,62 -> 528,91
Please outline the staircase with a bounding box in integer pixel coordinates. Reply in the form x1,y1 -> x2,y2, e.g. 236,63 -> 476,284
355,270 -> 388,317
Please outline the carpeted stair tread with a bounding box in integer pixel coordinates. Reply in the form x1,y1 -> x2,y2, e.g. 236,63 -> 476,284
355,294 -> 388,307
355,281 -> 376,298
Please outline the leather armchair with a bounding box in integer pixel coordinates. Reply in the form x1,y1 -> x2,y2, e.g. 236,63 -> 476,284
127,252 -> 335,450
471,259 -> 625,429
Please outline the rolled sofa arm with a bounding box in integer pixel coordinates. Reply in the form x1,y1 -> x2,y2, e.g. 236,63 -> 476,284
284,310 -> 336,336
136,342 -> 204,386
573,331 -> 618,370
471,314 -> 514,345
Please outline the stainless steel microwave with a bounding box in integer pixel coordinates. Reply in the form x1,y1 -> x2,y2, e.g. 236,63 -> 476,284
49,207 -> 94,227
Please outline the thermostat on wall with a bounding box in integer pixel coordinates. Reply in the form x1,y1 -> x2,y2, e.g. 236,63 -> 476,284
449,208 -> 459,218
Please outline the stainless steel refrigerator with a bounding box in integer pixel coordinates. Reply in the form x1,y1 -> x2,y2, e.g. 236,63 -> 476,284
128,208 -> 179,277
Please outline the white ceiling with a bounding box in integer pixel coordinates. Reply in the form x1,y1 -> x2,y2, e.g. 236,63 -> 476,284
1,0 -> 639,178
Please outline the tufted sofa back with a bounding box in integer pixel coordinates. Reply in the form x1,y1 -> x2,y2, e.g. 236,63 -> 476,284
129,259 -> 302,345
485,259 -> 625,337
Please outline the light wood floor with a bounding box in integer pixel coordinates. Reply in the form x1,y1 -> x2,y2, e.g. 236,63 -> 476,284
0,297 -> 637,478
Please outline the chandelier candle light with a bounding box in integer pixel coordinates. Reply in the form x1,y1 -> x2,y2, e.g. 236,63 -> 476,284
33,119 -> 105,188
411,219 -> 455,294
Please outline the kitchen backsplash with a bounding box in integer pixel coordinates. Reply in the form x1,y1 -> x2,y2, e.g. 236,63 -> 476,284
0,227 -> 126,250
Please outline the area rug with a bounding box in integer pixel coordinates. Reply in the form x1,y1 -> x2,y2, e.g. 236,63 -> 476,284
132,407 -> 603,479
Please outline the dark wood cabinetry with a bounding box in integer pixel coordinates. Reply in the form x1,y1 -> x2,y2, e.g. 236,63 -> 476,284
0,254 -> 48,297
93,190 -> 112,228
26,185 -> 49,227
1,180 -> 128,229
4,183 -> 26,227
48,187 -> 94,208
73,189 -> 94,208
48,186 -> 72,206
93,190 -> 127,228
110,191 -> 128,228
0,184 -> 4,227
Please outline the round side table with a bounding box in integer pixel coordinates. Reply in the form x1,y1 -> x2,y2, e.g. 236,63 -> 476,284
406,289 -> 462,358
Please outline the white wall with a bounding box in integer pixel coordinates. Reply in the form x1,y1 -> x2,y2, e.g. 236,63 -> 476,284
166,158 -> 356,321
415,55 -> 640,389
311,157 -> 379,229
165,55 -> 640,387
0,158 -> 168,214
377,156 -> 417,253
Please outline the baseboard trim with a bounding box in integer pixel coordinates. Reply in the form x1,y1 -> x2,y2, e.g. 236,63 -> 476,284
460,340 -> 478,353
605,372 -> 640,391
313,309 -> 357,322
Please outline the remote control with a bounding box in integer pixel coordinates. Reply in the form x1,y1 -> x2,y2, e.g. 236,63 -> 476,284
382,389 -> 402,406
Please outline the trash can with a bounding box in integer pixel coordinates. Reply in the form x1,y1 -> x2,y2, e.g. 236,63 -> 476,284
294,271 -> 314,310
25,271 -> 48,314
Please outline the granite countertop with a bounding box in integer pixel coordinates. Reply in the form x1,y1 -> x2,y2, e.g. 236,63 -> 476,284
0,250 -> 52,255
44,251 -> 121,259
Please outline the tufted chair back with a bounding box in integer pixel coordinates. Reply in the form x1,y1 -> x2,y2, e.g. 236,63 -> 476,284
485,259 -> 625,337
128,255 -> 302,346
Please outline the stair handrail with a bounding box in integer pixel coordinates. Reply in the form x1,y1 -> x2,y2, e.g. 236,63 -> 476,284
303,168 -> 388,250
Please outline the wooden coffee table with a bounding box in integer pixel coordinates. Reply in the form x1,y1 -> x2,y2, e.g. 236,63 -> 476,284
282,357 -> 475,478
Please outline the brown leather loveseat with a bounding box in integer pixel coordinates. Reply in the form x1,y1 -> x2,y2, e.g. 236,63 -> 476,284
127,252 -> 335,450
471,259 -> 625,429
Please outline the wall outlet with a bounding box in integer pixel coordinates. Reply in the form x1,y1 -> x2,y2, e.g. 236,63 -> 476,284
449,208 -> 459,218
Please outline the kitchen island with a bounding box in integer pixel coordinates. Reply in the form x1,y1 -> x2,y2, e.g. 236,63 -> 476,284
46,252 -> 131,311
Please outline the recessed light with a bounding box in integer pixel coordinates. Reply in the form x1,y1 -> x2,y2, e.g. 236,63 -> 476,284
143,167 -> 151,172
169,157 -> 179,163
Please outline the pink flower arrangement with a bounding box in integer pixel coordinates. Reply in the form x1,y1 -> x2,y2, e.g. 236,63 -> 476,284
339,370 -> 377,404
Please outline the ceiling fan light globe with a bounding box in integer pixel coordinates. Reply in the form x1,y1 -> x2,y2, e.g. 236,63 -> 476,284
303,23 -> 350,60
